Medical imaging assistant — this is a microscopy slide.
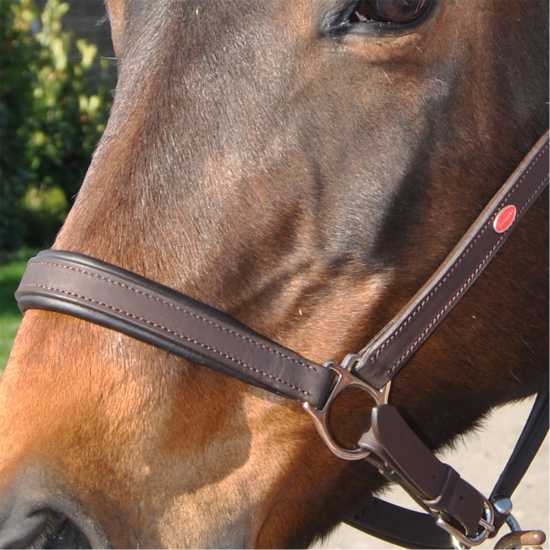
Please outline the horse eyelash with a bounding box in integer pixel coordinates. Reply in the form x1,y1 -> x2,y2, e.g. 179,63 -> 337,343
320,0 -> 362,36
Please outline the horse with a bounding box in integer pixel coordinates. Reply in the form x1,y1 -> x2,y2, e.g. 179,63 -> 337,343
0,0 -> 547,547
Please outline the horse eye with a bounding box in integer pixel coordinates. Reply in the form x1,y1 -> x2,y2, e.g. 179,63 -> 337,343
351,0 -> 431,25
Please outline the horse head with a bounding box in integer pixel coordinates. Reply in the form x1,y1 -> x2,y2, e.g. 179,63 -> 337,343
0,1 -> 547,547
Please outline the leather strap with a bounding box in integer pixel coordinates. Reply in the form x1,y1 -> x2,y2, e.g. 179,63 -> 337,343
490,391 -> 549,531
355,133 -> 549,389
347,497 -> 454,549
15,250 -> 334,408
359,405 -> 486,536
346,393 -> 548,547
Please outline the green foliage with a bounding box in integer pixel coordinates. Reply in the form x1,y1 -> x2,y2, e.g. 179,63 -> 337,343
0,0 -> 112,252
0,0 -> 36,251
21,185 -> 68,247
0,249 -> 35,369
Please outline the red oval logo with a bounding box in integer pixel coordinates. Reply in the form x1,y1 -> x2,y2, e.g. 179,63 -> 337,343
493,205 -> 517,234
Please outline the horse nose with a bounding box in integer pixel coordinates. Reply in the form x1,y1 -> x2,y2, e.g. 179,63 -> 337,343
0,499 -> 51,549
0,468 -> 107,549
0,491 -> 93,549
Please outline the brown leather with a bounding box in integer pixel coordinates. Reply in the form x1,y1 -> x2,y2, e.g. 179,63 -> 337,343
346,391 -> 548,548
13,132 -> 549,548
346,496 -> 454,549
15,250 -> 335,408
359,405 -> 485,536
355,132 -> 549,389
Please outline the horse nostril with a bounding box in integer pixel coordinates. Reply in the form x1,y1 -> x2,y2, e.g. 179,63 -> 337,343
41,513 -> 92,549
0,465 -> 110,549
0,508 -> 91,549
0,508 -> 50,549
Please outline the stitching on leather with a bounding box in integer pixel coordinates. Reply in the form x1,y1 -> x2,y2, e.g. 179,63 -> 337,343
370,145 -> 548,364
31,261 -> 319,373
385,172 -> 549,376
518,175 -> 549,216
366,144 -> 548,367
21,282 -> 313,398
387,239 -> 504,376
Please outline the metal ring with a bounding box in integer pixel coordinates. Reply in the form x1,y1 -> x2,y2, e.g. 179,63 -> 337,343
303,354 -> 391,461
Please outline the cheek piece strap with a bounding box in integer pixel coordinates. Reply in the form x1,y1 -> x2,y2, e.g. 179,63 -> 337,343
15,132 -> 549,549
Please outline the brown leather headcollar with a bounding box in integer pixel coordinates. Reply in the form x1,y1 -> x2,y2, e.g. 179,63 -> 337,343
14,132 -> 549,548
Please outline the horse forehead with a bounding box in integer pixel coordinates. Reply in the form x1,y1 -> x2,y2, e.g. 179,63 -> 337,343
122,0 -> 308,47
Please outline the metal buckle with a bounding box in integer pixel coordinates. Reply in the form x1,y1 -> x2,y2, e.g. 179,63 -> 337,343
494,498 -> 521,532
303,353 -> 391,461
492,498 -> 547,549
436,499 -> 495,548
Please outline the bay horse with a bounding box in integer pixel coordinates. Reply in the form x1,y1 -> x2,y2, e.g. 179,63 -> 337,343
0,0 -> 548,547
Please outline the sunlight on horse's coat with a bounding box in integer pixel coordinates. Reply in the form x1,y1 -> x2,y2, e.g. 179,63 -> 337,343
0,1 -> 547,547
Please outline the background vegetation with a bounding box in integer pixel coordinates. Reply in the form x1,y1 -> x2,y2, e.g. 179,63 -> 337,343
0,249 -> 33,367
1,0 -> 112,367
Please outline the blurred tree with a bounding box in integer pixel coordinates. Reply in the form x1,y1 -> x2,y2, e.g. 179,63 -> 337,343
0,0 -> 112,252
0,0 -> 36,251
